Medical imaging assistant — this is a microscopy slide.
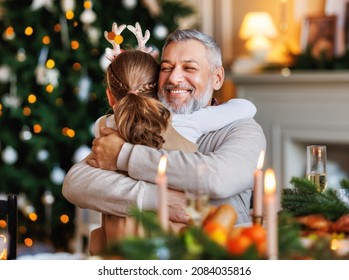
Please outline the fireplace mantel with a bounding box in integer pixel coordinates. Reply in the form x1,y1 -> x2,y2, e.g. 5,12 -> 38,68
232,71 -> 349,194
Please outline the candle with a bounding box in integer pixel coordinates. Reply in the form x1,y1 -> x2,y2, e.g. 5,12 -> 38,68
0,234 -> 7,260
156,155 -> 169,231
253,150 -> 265,224
264,168 -> 278,260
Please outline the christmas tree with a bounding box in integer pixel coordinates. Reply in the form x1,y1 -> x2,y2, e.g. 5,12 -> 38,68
0,0 -> 194,251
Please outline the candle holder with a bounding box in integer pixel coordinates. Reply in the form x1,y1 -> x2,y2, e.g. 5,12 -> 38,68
252,215 -> 263,225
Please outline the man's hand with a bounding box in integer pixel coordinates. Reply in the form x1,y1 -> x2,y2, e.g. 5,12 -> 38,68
86,127 -> 125,170
168,188 -> 190,224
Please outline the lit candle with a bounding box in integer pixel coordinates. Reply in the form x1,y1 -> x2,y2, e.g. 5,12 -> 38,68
0,234 -> 7,260
264,168 -> 278,260
156,155 -> 169,231
253,150 -> 265,224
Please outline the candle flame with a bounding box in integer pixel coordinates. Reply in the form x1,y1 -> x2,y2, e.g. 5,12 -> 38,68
257,150 -> 265,169
331,238 -> 338,251
157,155 -> 167,176
264,168 -> 276,194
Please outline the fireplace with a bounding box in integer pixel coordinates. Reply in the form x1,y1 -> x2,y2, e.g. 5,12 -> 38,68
233,71 -> 349,199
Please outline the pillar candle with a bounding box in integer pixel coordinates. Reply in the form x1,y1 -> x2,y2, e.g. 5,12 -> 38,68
264,168 -> 278,260
156,155 -> 169,231
253,150 -> 265,223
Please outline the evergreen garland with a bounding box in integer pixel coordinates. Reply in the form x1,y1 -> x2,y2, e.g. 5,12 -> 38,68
281,177 -> 349,221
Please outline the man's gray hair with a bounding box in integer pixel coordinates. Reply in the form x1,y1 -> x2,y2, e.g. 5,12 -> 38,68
162,29 -> 222,70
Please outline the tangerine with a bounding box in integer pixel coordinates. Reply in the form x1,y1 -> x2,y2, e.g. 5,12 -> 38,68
241,224 -> 266,245
203,221 -> 228,246
227,234 -> 253,255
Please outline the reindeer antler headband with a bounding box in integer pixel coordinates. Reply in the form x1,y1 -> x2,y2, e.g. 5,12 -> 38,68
104,22 -> 159,61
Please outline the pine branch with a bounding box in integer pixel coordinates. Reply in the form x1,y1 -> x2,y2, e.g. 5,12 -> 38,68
340,179 -> 349,191
282,177 -> 349,221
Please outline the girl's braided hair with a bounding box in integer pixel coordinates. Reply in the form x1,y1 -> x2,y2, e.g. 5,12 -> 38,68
107,50 -> 170,148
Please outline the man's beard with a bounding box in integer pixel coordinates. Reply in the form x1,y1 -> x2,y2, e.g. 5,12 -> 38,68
158,80 -> 213,114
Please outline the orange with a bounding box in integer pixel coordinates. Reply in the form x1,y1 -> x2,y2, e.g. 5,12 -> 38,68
228,227 -> 244,239
203,221 -> 228,246
241,224 -> 266,245
256,239 -> 266,256
227,234 -> 253,255
203,220 -> 227,235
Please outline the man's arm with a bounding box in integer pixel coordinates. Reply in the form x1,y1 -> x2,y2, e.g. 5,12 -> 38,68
117,118 -> 266,199
62,158 -> 189,223
84,118 -> 265,209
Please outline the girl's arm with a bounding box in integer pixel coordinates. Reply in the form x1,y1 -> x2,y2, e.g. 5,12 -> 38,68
187,98 -> 256,134
171,98 -> 257,142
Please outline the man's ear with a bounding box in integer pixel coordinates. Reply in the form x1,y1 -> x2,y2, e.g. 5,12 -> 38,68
212,66 -> 225,91
106,88 -> 117,106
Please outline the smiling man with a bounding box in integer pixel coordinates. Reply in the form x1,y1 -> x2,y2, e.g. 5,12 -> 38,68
158,37 -> 223,114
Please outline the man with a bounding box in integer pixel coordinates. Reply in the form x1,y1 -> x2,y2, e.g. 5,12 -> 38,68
63,29 -> 266,233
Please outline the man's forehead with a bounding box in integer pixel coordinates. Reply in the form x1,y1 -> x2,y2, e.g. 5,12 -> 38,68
161,40 -> 207,64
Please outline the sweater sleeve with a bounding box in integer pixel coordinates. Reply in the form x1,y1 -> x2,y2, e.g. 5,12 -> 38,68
117,118 -> 266,201
62,159 -> 159,216
186,98 -> 256,134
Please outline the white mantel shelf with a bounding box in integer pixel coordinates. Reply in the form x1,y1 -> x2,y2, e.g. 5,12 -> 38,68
231,71 -> 349,195
231,71 -> 349,84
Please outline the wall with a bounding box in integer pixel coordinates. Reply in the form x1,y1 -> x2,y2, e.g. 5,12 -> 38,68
232,0 -> 326,63
177,0 -> 328,102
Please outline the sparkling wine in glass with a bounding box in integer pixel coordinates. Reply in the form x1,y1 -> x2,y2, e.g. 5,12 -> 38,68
306,173 -> 327,192
306,145 -> 327,192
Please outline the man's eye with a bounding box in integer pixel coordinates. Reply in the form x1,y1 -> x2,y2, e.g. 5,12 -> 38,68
185,67 -> 197,71
161,67 -> 172,72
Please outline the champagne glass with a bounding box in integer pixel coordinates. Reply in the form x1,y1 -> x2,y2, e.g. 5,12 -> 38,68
306,145 -> 327,192
185,164 -> 210,226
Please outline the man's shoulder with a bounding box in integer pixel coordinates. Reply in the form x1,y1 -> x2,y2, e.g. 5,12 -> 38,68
198,118 -> 265,143
220,118 -> 262,131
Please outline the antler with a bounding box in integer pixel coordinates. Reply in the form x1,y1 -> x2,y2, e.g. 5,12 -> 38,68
104,22 -> 127,61
127,22 -> 158,57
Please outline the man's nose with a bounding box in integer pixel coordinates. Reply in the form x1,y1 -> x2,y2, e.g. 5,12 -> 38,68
167,67 -> 184,84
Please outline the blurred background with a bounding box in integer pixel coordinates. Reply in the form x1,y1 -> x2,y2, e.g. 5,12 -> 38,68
1,0 -> 347,255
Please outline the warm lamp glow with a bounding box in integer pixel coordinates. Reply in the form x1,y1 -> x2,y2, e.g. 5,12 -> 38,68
264,168 -> 276,194
239,12 -> 278,61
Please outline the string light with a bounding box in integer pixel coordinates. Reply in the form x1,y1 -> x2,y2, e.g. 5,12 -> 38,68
3,26 -> 15,40
33,124 -> 42,133
65,10 -> 74,20
22,107 -> 31,116
24,238 -> 33,247
60,214 -> 70,224
24,26 -> 33,36
28,212 -> 38,222
62,127 -> 75,138
71,40 -> 79,50
46,84 -> 54,93
84,0 -> 92,9
53,23 -> 61,32
46,59 -> 55,68
72,62 -> 81,71
42,35 -> 50,45
28,94 -> 37,104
